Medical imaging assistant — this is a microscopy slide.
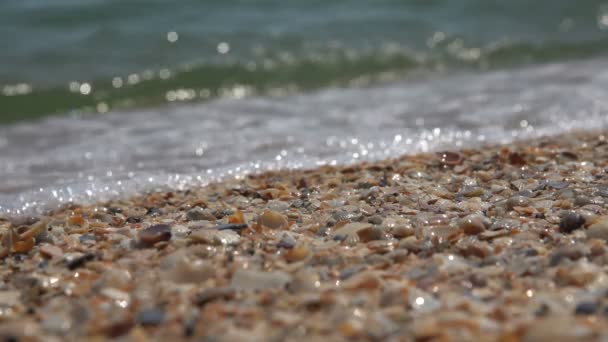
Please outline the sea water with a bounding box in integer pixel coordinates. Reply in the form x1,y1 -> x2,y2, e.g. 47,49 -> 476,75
1,0 -> 608,215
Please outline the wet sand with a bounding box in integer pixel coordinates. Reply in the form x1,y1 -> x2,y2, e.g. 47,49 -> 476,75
2,131 -> 608,340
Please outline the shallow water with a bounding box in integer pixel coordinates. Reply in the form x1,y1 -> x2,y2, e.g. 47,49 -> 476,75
2,58 -> 608,215
3,1 -> 608,215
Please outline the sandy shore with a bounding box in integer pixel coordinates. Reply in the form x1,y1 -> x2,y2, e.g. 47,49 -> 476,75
2,131 -> 608,340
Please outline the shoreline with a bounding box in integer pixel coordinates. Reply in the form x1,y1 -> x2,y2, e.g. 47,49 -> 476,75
2,130 -> 608,339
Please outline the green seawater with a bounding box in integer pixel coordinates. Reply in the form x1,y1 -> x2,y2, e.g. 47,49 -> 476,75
2,0 -> 608,123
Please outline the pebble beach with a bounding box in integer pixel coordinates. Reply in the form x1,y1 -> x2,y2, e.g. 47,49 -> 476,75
2,131 -> 608,340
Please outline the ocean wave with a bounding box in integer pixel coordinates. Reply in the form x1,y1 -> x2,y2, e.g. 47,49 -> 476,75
3,38 -> 608,123
1,58 -> 608,216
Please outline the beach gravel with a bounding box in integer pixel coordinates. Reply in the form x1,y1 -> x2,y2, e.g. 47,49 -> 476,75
2,131 -> 608,340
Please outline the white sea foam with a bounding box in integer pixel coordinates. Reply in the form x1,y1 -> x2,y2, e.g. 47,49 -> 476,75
1,59 -> 608,216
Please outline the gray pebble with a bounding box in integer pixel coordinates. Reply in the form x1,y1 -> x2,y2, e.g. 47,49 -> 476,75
340,265 -> 366,280
332,211 -> 362,222
574,302 -> 597,315
547,181 -> 569,190
137,308 -> 165,325
368,215 -> 384,225
79,234 -> 96,243
277,232 -> 296,249
506,196 -> 530,210
187,207 -> 214,221
573,196 -> 592,207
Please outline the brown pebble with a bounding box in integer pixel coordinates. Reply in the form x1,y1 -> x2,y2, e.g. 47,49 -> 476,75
426,225 -> 462,244
139,224 -> 172,245
436,151 -> 463,165
12,237 -> 34,254
189,230 -> 215,244
338,320 -> 363,338
20,217 -> 49,240
479,229 -> 512,241
284,245 -> 310,263
68,215 -> 86,226
343,271 -> 382,290
228,210 -> 245,224
459,243 -> 493,258
555,267 -> 596,287
392,225 -> 415,239
458,214 -> 487,235
258,210 -> 288,229
508,152 -> 526,165
356,226 -> 385,242
40,244 -> 63,258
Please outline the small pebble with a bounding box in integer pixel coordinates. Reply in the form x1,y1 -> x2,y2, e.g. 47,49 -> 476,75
332,211 -> 362,222
368,216 -> 384,225
458,214 -> 487,235
547,181 -> 569,190
277,232 -> 296,249
100,287 -> 130,303
535,303 -> 550,317
390,225 -> 415,239
489,219 -> 520,231
230,269 -> 292,291
258,210 -> 288,229
138,224 -> 172,246
34,229 -> 53,244
67,215 -> 85,226
65,253 -> 96,270
479,229 -> 511,241
460,186 -> 484,197
573,196 -> 592,207
408,289 -> 441,314
227,209 -> 245,224
214,230 -> 241,246
39,244 -> 63,259
267,200 -> 290,212
559,211 -> 585,233
167,256 -> 214,284
574,302 -> 598,315
340,266 -> 365,280
506,196 -> 531,210
186,207 -> 215,221
216,223 -> 248,231
146,207 -> 162,217
195,288 -> 235,306
549,246 -> 584,266
107,207 -> 123,214
586,220 -> 608,240
290,269 -> 321,292
357,226 -> 385,242
100,268 -> 132,288
284,245 -> 310,263
331,222 -> 371,241
212,209 -> 234,219
79,234 -> 96,243
126,216 -> 142,223
436,151 -> 463,165
425,225 -> 462,244
0,291 -> 22,307
137,308 -> 165,326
